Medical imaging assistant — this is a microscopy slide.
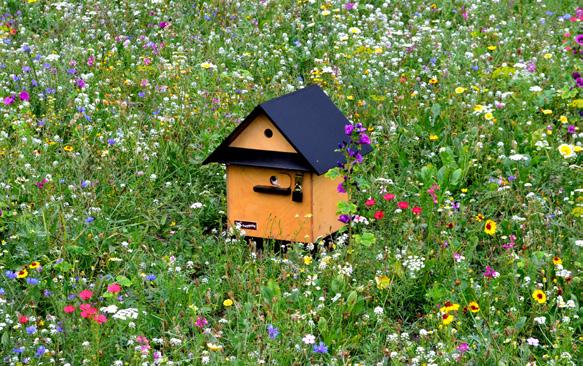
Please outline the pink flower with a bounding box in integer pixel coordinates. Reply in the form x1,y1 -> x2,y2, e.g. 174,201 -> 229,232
19,91 -> 30,101
383,193 -> 395,201
374,210 -> 384,220
364,198 -> 375,207
79,289 -> 93,300
427,184 -> 440,204
397,201 -> 409,210
483,266 -> 499,279
64,305 -> 76,314
412,206 -> 422,215
87,55 -> 95,67
80,304 -> 97,319
107,283 -> 121,294
94,314 -> 107,324
457,342 -> 470,354
195,316 -> 208,328
337,182 -> 346,193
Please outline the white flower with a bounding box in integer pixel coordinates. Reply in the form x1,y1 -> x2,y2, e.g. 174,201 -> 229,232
508,154 -> 529,161
576,240 -> 583,247
374,306 -> 384,316
100,305 -> 118,314
526,337 -> 539,347
529,86 -> 542,92
302,334 -> 316,345
534,316 -> 546,325
348,27 -> 361,34
190,202 -> 203,209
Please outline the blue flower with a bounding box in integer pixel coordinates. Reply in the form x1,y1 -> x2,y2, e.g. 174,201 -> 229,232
36,345 -> 46,357
267,324 -> 279,340
85,217 -> 95,224
26,325 -> 37,335
146,274 -> 157,281
5,271 -> 17,280
26,278 -> 39,285
313,341 -> 328,354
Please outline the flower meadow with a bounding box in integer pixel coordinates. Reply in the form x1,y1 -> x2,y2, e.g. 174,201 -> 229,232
0,0 -> 582,365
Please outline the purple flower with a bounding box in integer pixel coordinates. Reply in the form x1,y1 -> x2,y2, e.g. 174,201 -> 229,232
338,214 -> 351,223
85,217 -> 94,224
457,342 -> 470,354
107,138 -> 116,145
508,175 -> 516,182
344,2 -> 356,10
5,270 -> 17,280
344,124 -> 354,135
576,77 -> 583,88
81,180 -> 90,188
75,79 -> 86,89
26,325 -> 37,335
358,133 -> 371,145
483,265 -> 499,279
313,341 -> 328,354
267,324 -> 279,339
526,63 -> 536,73
575,34 -> 583,46
3,95 -> 15,105
572,72 -> 581,80
567,125 -> 575,134
146,274 -> 157,281
159,21 -> 169,29
337,182 -> 346,193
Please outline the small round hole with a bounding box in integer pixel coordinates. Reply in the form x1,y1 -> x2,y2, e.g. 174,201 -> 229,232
264,128 -> 273,138
269,176 -> 279,186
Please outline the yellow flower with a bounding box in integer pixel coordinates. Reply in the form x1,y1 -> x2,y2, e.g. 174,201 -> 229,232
487,45 -> 497,51
188,304 -> 199,313
63,145 -> 74,152
223,299 -> 234,307
559,115 -> 568,123
543,53 -> 552,59
29,261 -> 40,269
374,47 -> 383,54
484,112 -> 494,120
429,134 -> 439,141
375,275 -> 391,290
348,27 -> 361,34
439,302 -> 460,313
200,62 -> 215,69
429,78 -> 438,84
468,301 -> 480,313
455,87 -> 466,94
321,10 -> 331,16
558,144 -> 576,159
473,104 -> 484,113
484,219 -> 496,235
28,0 -> 38,3
552,256 -> 562,266
303,256 -> 313,265
475,213 -> 484,222
442,313 -> 454,325
17,269 -> 28,279
207,343 -> 223,351
532,290 -> 546,304
461,188 -> 468,193
541,109 -> 552,115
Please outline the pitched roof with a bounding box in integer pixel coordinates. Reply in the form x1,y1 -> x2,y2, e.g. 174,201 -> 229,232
203,84 -> 372,175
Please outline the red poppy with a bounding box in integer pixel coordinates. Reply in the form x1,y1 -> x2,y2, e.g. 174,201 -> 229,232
397,201 -> 409,209
365,198 -> 375,207
412,206 -> 422,215
18,315 -> 29,324
374,210 -> 384,220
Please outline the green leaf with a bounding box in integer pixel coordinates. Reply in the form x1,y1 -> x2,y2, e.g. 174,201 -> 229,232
431,103 -> 441,120
337,201 -> 357,215
353,231 -> 376,247
450,168 -> 462,187
325,167 -> 341,179
115,275 -> 132,287
318,317 -> 328,334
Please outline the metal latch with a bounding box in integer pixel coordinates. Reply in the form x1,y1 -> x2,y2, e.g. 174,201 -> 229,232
292,173 -> 303,202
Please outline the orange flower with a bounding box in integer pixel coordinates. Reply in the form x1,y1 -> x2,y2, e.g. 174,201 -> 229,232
442,313 -> 454,325
552,256 -> 562,265
468,301 -> 480,313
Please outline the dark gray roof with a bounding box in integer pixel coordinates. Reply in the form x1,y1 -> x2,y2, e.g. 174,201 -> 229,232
203,85 -> 371,175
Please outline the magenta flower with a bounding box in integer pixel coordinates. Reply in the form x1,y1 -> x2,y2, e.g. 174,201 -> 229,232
19,91 -> 30,101
337,182 -> 346,193
344,2 -> 356,10
338,214 -> 351,223
75,79 -> 86,89
457,342 -> 470,354
575,34 -> 583,45
195,316 -> 208,328
3,95 -> 15,105
483,266 -> 499,279
359,133 -> 371,145
344,124 -> 354,135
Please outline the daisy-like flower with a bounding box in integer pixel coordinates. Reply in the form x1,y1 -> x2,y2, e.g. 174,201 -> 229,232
440,301 -> 460,313
375,275 -> 391,290
558,144 -> 576,159
17,269 -> 28,279
223,299 -> 234,307
532,290 -> 546,304
442,313 -> 454,325
455,87 -> 466,94
552,256 -> 562,265
64,145 -> 74,152
468,301 -> 480,313
484,220 -> 496,235
302,334 -> 316,345
29,261 -> 41,269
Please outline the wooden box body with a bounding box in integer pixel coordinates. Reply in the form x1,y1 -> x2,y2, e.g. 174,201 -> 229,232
226,165 -> 345,243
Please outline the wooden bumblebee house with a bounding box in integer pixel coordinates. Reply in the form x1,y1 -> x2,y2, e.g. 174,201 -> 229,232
203,85 -> 370,243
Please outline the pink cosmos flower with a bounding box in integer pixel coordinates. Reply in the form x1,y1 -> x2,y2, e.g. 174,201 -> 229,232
79,289 -> 93,300
94,314 -> 107,324
64,305 -> 76,314
107,283 -> 121,294
397,201 -> 409,210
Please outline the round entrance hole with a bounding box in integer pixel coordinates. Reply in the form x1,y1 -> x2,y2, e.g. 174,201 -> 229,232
269,176 -> 279,186
264,128 -> 273,138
